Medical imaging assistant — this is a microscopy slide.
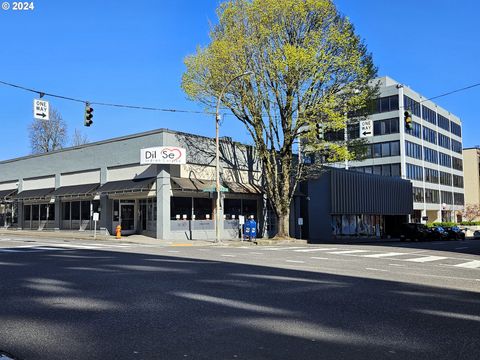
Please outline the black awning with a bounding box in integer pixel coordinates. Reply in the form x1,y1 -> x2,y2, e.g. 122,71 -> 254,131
97,177 -> 155,194
50,183 -> 99,197
13,188 -> 55,200
171,177 -> 216,192
0,189 -> 16,200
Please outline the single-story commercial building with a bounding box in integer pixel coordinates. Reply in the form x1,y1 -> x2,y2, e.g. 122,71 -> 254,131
0,128 -> 413,242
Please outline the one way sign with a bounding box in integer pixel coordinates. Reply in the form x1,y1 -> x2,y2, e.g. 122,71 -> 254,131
360,119 -> 373,138
33,99 -> 50,120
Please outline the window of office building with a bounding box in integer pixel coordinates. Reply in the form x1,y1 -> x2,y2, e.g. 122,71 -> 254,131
422,105 -> 437,125
406,163 -> 423,181
424,147 -> 438,164
451,139 -> 462,154
369,140 -> 400,158
405,141 -> 422,160
413,187 -> 424,203
452,157 -> 463,171
450,122 -> 461,137
410,122 -> 421,138
425,189 -> 440,204
438,133 -> 450,149
441,191 -> 453,205
439,152 -> 452,168
371,95 -> 399,114
437,114 -> 450,131
351,163 -> 400,177
440,171 -> 452,186
373,118 -> 399,135
404,95 -> 421,117
424,168 -> 439,184
453,175 -> 464,188
454,193 -> 464,205
347,123 -> 360,140
422,126 -> 437,144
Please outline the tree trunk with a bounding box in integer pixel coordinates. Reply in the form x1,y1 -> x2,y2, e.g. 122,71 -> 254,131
275,211 -> 291,239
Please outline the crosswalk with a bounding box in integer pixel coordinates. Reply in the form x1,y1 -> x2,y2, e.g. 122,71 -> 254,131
234,245 -> 480,270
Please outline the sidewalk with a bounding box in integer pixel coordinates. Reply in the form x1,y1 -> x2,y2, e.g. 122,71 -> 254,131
0,228 -> 308,247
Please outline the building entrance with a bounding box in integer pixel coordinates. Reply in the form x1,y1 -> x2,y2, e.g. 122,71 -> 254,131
120,202 -> 135,234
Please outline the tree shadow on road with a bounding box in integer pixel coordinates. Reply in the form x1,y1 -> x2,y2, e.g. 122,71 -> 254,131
0,247 -> 479,360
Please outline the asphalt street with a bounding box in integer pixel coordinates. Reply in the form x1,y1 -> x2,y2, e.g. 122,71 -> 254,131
0,236 -> 479,360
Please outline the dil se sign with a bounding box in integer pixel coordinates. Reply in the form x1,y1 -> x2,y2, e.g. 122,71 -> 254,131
140,146 -> 187,165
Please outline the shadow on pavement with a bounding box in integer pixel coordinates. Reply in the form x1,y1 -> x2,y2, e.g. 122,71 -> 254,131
0,247 -> 479,360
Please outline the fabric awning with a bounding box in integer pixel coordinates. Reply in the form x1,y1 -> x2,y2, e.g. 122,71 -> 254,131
0,189 -> 16,200
97,178 -> 155,194
171,177 -> 215,192
50,183 -> 99,197
224,182 -> 262,194
13,188 -> 55,200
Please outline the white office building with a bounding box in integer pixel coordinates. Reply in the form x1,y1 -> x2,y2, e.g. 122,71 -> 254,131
348,76 -> 465,223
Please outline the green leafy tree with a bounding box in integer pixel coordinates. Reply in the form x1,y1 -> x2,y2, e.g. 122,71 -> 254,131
182,0 -> 377,238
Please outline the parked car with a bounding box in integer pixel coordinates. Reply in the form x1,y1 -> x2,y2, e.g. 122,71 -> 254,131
399,223 -> 432,242
444,226 -> 466,240
474,230 -> 480,239
430,226 -> 449,241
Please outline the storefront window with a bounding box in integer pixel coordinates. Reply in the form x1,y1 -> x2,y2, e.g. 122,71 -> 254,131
171,196 -> 192,220
32,204 -> 39,221
92,200 -> 100,219
47,203 -> 55,220
242,199 -> 257,218
24,205 -> 31,221
71,201 -> 80,220
194,198 -> 213,220
113,200 -> 119,221
81,201 -> 90,220
40,204 -> 48,220
224,199 -> 241,219
62,202 -> 70,220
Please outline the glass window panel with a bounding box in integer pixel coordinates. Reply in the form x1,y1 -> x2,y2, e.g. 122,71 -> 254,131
24,205 -> 31,221
193,198 -> 213,220
71,201 -> 80,220
170,197 -> 192,220
62,202 -> 70,220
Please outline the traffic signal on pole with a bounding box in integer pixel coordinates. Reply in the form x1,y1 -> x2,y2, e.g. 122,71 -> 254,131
84,102 -> 94,127
404,110 -> 412,130
316,123 -> 324,140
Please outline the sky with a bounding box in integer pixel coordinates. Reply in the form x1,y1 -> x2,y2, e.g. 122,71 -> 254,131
0,0 -> 479,161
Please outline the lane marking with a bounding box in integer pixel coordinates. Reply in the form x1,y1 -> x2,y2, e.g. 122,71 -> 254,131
404,256 -> 448,263
264,247 -> 308,251
167,250 -> 180,253
310,257 -> 329,260
328,250 -> 369,255
286,260 -> 305,263
249,252 -> 263,255
389,263 -> 406,267
221,254 -> 236,257
365,267 -> 389,272
454,260 -> 480,269
293,248 -> 338,252
363,252 -> 405,258
455,247 -> 469,250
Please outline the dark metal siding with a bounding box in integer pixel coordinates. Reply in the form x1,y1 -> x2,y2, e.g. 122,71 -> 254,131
330,169 -> 413,215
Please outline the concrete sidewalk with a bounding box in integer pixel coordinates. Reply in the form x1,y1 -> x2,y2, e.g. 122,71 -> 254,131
0,228 -> 308,247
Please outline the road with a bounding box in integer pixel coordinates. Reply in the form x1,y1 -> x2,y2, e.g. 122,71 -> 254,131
0,236 -> 479,360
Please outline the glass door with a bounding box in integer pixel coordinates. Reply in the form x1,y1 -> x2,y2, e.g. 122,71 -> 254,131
120,202 -> 135,232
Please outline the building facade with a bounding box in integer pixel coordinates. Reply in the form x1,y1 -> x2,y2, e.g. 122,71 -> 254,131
0,129 -> 264,240
348,76 -> 465,223
462,147 -> 480,220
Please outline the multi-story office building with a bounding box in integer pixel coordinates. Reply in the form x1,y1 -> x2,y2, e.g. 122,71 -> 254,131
349,76 -> 465,223
463,146 -> 480,220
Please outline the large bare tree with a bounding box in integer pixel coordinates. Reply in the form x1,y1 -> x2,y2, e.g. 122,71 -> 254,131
71,128 -> 89,147
182,0 -> 377,238
29,107 -> 68,154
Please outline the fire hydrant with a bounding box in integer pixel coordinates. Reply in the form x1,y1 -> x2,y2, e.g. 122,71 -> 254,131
115,224 -> 122,239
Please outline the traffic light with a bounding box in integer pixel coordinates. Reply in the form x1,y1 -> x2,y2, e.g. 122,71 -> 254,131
404,110 -> 412,130
315,123 -> 324,140
84,102 -> 94,127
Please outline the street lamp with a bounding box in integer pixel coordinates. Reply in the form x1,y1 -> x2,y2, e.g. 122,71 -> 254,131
214,71 -> 252,243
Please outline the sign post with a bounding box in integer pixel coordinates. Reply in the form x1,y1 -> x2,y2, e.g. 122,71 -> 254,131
298,217 -> 303,239
360,119 -> 373,138
239,215 -> 245,241
93,212 -> 99,239
33,99 -> 50,120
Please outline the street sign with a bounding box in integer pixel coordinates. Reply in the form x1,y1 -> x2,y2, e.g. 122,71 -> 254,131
202,186 -> 229,193
33,99 -> 50,120
360,119 -> 373,137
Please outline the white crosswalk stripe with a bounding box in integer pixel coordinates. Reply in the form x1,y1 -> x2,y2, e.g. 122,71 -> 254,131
404,256 -> 448,263
293,248 -> 338,252
363,252 -> 405,258
328,250 -> 370,255
454,260 -> 480,269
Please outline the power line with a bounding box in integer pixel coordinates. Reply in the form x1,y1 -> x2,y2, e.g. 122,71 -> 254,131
420,82 -> 480,103
0,79 -> 214,115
